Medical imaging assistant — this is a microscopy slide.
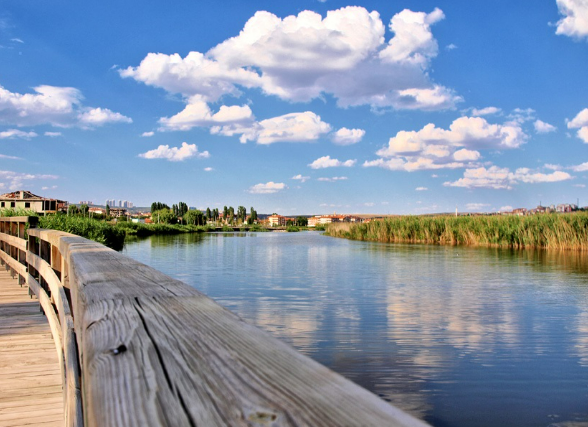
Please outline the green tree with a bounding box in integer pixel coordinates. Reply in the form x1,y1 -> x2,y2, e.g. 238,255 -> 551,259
206,207 -> 211,221
223,206 -> 228,223
250,207 -> 257,222
296,216 -> 308,227
80,204 -> 89,216
152,208 -> 177,224
228,206 -> 235,224
105,204 -> 110,217
178,202 -> 188,217
237,206 -> 246,224
184,209 -> 206,225
151,202 -> 169,213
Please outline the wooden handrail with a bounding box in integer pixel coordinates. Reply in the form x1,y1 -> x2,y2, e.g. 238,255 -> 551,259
0,216 -> 82,427
2,217 -> 430,427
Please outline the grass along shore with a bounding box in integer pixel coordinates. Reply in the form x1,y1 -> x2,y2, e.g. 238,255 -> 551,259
0,209 -> 212,251
325,213 -> 588,251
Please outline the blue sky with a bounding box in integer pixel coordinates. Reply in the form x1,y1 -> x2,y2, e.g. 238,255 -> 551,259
1,0 -> 587,214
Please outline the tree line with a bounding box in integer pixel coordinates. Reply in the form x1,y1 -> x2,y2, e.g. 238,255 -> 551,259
150,202 -> 259,226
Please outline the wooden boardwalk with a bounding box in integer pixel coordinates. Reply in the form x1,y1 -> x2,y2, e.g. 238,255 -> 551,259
0,269 -> 63,427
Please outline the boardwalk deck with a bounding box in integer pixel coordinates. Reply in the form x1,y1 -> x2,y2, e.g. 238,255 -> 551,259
0,269 -> 63,427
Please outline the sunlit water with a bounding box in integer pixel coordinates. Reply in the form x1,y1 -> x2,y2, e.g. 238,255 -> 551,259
123,231 -> 588,427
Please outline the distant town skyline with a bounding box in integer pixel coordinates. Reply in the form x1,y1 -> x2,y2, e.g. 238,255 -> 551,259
1,1 -> 587,214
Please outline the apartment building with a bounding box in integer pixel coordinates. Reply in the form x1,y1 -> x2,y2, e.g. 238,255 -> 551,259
268,214 -> 286,227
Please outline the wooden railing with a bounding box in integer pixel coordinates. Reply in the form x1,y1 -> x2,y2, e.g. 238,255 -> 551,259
0,216 -> 82,426
0,216 -> 430,427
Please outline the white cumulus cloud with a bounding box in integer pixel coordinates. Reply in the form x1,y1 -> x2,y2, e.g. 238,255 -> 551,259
217,111 -> 331,144
0,84 -> 131,128
77,107 -> 132,128
545,163 -> 562,170
471,106 -> 501,116
365,116 -> 525,172
121,6 -> 461,130
453,148 -> 481,161
379,8 -> 445,65
555,0 -> 588,40
415,187 -> 428,191
332,128 -> 365,145
317,176 -> 348,182
380,117 -> 525,154
571,161 -> 588,171
159,95 -> 254,131
534,119 -> 557,133
513,168 -> 572,183
139,142 -> 210,162
444,166 -> 572,189
292,174 -> 310,183
309,155 -> 357,169
120,51 -> 261,102
248,181 -> 287,194
568,108 -> 588,143
0,129 -> 37,139
0,170 -> 58,190
142,131 -> 154,137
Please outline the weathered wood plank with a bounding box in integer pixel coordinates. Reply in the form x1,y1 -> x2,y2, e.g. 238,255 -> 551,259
26,275 -> 64,372
0,388 -> 62,402
27,253 -> 72,326
0,396 -> 62,411
0,216 -> 36,224
0,233 -> 26,251
0,269 -> 63,427
0,250 -> 26,277
0,407 -> 63,422
0,364 -> 63,376
0,413 -> 63,427
64,326 -> 82,427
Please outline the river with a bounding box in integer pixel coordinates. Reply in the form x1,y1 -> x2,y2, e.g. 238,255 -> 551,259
123,231 -> 588,427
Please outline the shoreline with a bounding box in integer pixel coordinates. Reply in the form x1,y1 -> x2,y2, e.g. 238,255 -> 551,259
325,213 -> 588,251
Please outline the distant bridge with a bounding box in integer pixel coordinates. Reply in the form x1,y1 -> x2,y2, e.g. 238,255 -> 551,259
0,216 -> 429,427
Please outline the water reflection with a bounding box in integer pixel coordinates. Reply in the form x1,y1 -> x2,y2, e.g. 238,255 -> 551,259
124,233 -> 588,427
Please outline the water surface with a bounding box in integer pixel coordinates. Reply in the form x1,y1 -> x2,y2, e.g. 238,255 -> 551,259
124,232 -> 588,427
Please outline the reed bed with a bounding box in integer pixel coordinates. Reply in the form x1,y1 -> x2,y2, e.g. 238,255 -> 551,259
326,213 -> 588,251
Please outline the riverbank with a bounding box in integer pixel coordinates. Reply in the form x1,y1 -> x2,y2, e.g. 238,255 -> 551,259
325,213 -> 588,251
0,209 -> 278,250
38,217 -> 214,251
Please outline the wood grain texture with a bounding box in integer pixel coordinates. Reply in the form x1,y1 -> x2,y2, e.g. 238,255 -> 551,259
0,269 -> 63,427
27,274 -> 64,374
0,233 -> 26,251
0,250 -> 26,278
27,252 -> 72,328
